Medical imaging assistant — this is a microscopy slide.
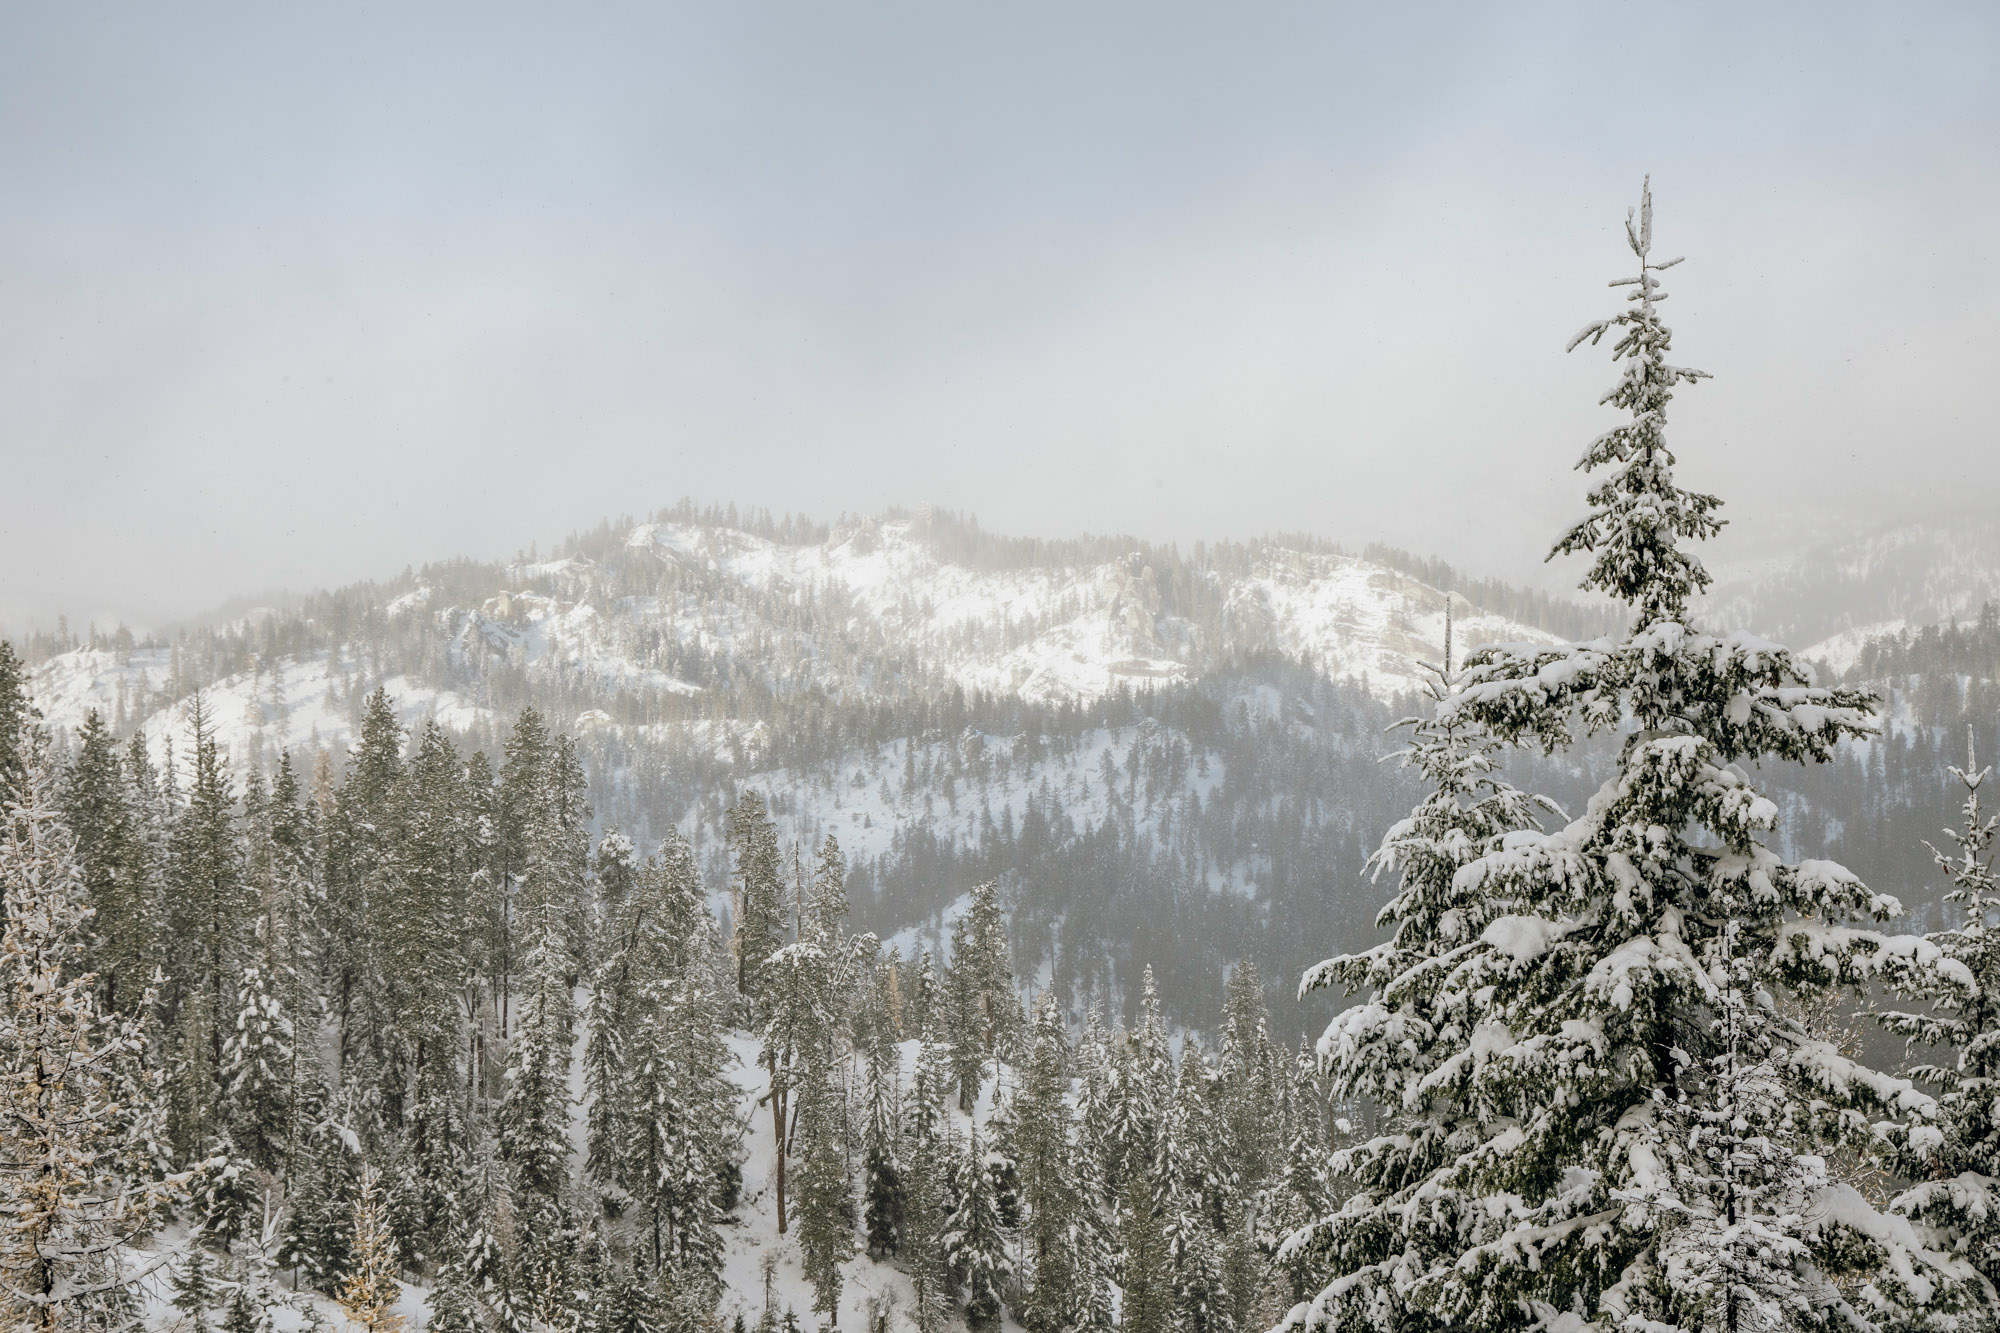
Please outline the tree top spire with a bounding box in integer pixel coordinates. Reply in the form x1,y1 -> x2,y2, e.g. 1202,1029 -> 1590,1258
1552,177 -> 1722,623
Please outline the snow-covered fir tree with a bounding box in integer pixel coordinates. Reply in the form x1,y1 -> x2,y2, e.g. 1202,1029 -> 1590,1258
589,833 -> 735,1291
0,735 -> 204,1330
1005,995 -> 1117,1333
1288,589 -> 1554,1330
1290,179 -> 1985,1333
794,1071 -> 855,1325
861,1036 -> 905,1260
59,709 -> 158,1014
1161,1046 -> 1231,1333
945,1122 -> 1010,1330
340,1168 -> 406,1333
901,1027 -> 958,1333
1881,731 -> 2000,1305
729,791 -> 786,1017
222,959 -> 295,1175
498,900 -> 576,1203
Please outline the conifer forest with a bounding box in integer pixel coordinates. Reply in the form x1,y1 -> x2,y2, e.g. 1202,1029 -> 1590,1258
7,176 -> 2000,1333
10,4 -> 2000,1330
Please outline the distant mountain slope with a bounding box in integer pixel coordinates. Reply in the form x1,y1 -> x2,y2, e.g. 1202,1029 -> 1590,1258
28,511 -> 1564,773
1708,515 -> 2000,648
20,503 -> 2000,1031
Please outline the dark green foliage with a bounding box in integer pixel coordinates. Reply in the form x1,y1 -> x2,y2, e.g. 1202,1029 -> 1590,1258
727,790 -> 785,1015
172,1245 -> 217,1327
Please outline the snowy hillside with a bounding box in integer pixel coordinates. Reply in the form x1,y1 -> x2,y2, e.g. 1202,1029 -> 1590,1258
1707,513 -> 2000,646
27,512 -> 1556,776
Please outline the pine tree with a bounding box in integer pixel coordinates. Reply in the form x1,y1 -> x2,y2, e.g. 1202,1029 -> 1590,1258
1291,179 -> 1981,1333
759,838 -> 856,1242
172,1243 -> 217,1329
944,914 -> 987,1113
591,836 -> 735,1297
1882,729 -> 2000,1303
1118,1169 -> 1173,1333
591,1261 -> 667,1333
728,791 -> 785,1016
1006,996 -> 1115,1333
860,1041 -> 904,1259
222,959 -> 295,1174
386,720 -> 473,1256
1216,963 -> 1280,1196
1072,1013 -> 1119,1211
594,828 -> 638,934
905,950 -> 939,1041
340,1169 -> 406,1333
1111,969 -> 1170,1201
0,640 -> 33,821
901,1031 -> 957,1333
280,1085 -> 361,1294
497,901 -> 575,1202
810,834 -> 850,943
1217,1189 -> 1263,1333
0,737 -> 203,1330
1289,579 -> 1552,1331
795,1072 -> 855,1326
326,688 -> 405,1086
1266,1045 -> 1335,1308
962,880 -> 1018,1056
263,749 -> 323,1180
59,710 -> 156,1013
759,927 -> 840,1238
521,733 -> 591,981
425,1259 -> 485,1333
219,1281 -> 266,1333
1160,1047 -> 1230,1333
164,693 -> 253,1155
944,1123 -> 1010,1330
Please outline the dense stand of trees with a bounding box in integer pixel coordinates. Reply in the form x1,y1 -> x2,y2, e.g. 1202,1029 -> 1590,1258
1,642 -> 1364,1333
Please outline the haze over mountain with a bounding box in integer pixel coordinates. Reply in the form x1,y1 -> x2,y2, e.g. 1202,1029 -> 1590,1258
6,4 -> 2000,633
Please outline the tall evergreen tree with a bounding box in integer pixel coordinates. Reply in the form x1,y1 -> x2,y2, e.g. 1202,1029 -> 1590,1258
498,901 -> 576,1203
494,707 -> 552,1037
794,1071 -> 855,1326
221,959 -> 295,1175
728,791 -> 785,1016
59,710 -> 155,1013
523,733 -> 591,981
1112,969 -> 1171,1202
1291,180 -> 1981,1333
901,1030 -> 957,1333
1290,582 -> 1552,1331
387,720 -> 474,1253
860,1040 -> 904,1260
961,880 -> 1018,1056
1012,995 -> 1114,1333
263,750 -> 323,1182
0,735 -> 202,1329
945,1122 -> 1010,1331
164,693 -> 252,1155
280,1084 -> 362,1293
1157,1045 -> 1229,1333
944,914 -> 988,1113
0,640 -> 32,822
1883,730 -> 2000,1304
589,834 -> 734,1295
326,689 -> 404,1081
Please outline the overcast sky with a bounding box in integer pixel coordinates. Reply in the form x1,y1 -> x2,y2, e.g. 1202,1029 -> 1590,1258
3,2 -> 1997,631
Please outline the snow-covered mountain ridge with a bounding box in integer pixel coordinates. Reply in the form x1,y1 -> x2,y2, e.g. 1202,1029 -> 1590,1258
26,513 -> 1559,772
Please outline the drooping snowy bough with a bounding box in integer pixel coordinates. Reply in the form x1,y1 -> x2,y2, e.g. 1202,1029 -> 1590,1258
1289,181 -> 1993,1333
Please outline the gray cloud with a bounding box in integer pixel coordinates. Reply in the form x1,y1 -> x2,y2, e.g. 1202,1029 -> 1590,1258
3,2 -> 1997,631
